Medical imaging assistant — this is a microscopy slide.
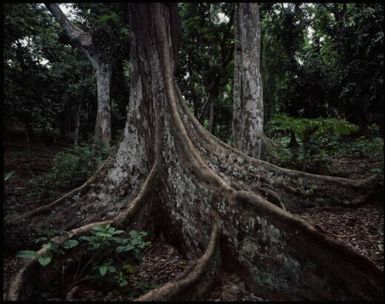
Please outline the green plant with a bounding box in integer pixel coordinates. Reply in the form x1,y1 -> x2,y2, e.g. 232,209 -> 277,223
77,225 -> 150,289
24,141 -> 111,204
17,224 -> 151,294
16,228 -> 81,267
33,228 -> 65,245
265,115 -> 362,172
16,250 -> 53,267
266,115 -> 359,143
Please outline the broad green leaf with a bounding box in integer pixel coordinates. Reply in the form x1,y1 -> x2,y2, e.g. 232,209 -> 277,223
16,250 -> 38,259
99,265 -> 108,276
108,265 -> 117,273
63,239 -> 79,249
116,244 -> 134,253
38,255 -> 52,267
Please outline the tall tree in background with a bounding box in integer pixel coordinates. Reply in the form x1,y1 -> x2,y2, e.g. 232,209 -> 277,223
7,3 -> 383,301
46,3 -> 113,146
3,3 -> 97,146
233,3 -> 264,158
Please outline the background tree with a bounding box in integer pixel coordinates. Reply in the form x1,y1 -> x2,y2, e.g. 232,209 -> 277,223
260,3 -> 384,135
45,3 -> 129,146
4,4 -> 95,147
232,3 -> 264,158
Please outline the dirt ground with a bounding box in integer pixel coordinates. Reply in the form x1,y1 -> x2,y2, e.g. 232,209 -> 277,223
3,136 -> 384,301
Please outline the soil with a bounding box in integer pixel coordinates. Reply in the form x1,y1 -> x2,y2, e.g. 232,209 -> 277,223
329,155 -> 383,180
3,135 -> 384,301
4,138 -> 72,216
297,205 -> 384,270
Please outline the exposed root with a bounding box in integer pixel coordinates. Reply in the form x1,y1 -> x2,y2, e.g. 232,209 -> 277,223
66,285 -> 80,301
113,162 -> 160,227
176,85 -> 381,209
5,152 -> 115,227
136,223 -> 221,301
6,161 -> 158,301
7,219 -> 112,301
230,191 -> 383,300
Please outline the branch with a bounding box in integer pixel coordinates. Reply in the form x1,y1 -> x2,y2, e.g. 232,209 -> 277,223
45,3 -> 93,50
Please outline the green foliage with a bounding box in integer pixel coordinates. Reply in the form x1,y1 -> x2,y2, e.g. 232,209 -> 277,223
63,239 -> 79,249
80,224 -> 125,250
266,115 -> 359,142
34,228 -> 65,245
177,3 -> 234,140
23,142 -> 110,207
266,115 -> 363,172
16,224 -> 151,290
336,136 -> 384,159
16,249 -> 53,267
16,250 -> 39,259
3,4 -> 96,136
37,255 -> 53,267
74,3 -> 130,61
78,225 -> 150,288
29,142 -> 110,197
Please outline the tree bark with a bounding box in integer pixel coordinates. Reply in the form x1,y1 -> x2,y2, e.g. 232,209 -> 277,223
73,104 -> 81,147
233,3 -> 264,159
45,3 -> 112,146
24,121 -> 33,161
7,3 -> 383,301
94,62 -> 112,145
208,100 -> 214,133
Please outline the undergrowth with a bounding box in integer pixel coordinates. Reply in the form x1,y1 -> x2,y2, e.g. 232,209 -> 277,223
265,116 -> 384,174
25,140 -> 111,202
16,224 -> 151,300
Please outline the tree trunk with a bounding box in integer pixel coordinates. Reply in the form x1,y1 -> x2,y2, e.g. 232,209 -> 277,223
94,61 -> 112,145
73,104 -> 81,147
7,3 -> 383,301
59,113 -> 66,142
233,3 -> 264,159
24,121 -> 32,161
208,101 -> 214,133
45,3 -> 112,147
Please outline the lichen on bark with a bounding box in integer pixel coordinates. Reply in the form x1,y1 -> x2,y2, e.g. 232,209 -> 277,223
233,3 -> 264,159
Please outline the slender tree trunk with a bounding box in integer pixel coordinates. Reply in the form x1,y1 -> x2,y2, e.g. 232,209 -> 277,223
233,3 -> 264,159
73,104 -> 81,147
45,3 -> 112,146
208,101 -> 214,133
7,3 -> 383,301
24,121 -> 32,161
94,61 -> 112,145
59,114 -> 66,142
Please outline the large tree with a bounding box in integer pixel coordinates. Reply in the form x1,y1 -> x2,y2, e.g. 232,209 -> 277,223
7,3 -> 383,301
45,3 -> 113,146
233,3 -> 264,158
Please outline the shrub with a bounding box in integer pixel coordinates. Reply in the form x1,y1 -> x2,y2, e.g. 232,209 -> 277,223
49,141 -> 110,188
265,115 -> 361,173
16,224 -> 151,290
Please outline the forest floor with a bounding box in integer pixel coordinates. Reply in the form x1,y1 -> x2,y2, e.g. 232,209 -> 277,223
3,137 -> 384,301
